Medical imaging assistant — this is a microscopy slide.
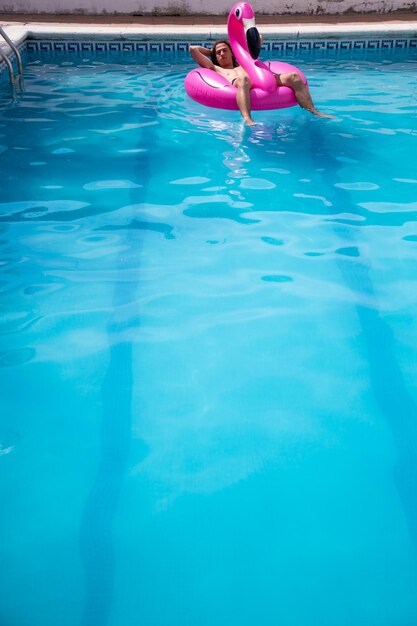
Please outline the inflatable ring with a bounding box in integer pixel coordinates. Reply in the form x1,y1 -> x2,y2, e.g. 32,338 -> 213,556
185,2 -> 307,111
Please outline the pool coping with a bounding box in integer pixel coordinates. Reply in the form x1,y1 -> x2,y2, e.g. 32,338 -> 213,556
2,16 -> 417,49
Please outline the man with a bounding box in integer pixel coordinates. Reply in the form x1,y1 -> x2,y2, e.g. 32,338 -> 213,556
189,39 -> 333,126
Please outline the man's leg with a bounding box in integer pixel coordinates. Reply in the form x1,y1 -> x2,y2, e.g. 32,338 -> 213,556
277,72 -> 334,119
234,75 -> 256,126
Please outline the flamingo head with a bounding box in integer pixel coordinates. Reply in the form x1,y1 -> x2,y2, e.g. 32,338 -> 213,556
228,2 -> 262,60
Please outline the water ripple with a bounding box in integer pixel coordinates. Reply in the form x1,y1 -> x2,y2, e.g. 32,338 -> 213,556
0,347 -> 36,367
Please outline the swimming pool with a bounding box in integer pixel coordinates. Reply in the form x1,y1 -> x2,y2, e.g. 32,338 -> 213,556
1,42 -> 417,626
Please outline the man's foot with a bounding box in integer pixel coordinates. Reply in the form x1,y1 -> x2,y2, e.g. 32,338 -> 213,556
244,117 -> 256,126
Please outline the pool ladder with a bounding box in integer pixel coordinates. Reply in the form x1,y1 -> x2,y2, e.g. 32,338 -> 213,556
0,25 -> 23,86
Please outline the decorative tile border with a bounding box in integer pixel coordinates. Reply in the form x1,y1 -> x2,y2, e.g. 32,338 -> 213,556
1,36 -> 416,78
25,40 -> 190,53
268,38 -> 416,51
24,37 -> 417,54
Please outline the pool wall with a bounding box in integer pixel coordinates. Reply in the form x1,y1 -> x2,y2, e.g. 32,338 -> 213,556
1,22 -> 417,80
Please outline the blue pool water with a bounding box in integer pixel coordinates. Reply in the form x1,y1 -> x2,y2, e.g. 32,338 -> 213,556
1,46 -> 417,626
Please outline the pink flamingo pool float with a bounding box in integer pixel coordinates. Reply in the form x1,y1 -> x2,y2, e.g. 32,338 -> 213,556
185,2 -> 308,111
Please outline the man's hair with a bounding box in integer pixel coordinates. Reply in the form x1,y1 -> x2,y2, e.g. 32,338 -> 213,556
210,40 -> 238,67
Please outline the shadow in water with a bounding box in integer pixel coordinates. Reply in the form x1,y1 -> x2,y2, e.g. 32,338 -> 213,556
78,112 -> 157,626
226,110 -> 417,553
305,120 -> 417,552
79,339 -> 133,626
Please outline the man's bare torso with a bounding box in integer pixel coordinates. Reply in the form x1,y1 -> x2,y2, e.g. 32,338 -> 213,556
214,65 -> 251,86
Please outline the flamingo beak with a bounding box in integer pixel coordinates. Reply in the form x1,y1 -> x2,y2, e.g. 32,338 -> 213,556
243,17 -> 261,59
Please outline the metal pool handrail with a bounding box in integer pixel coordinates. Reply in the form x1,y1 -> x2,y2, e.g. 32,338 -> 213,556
0,25 -> 23,84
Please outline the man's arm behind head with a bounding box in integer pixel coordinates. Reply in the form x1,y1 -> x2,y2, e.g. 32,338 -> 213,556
189,45 -> 215,70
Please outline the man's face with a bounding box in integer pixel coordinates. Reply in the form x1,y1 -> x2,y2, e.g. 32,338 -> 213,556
214,43 -> 233,68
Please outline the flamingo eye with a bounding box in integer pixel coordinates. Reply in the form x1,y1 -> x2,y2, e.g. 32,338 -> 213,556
235,7 -> 241,18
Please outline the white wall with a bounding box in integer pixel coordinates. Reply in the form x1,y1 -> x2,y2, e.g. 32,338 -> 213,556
1,0 -> 415,14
